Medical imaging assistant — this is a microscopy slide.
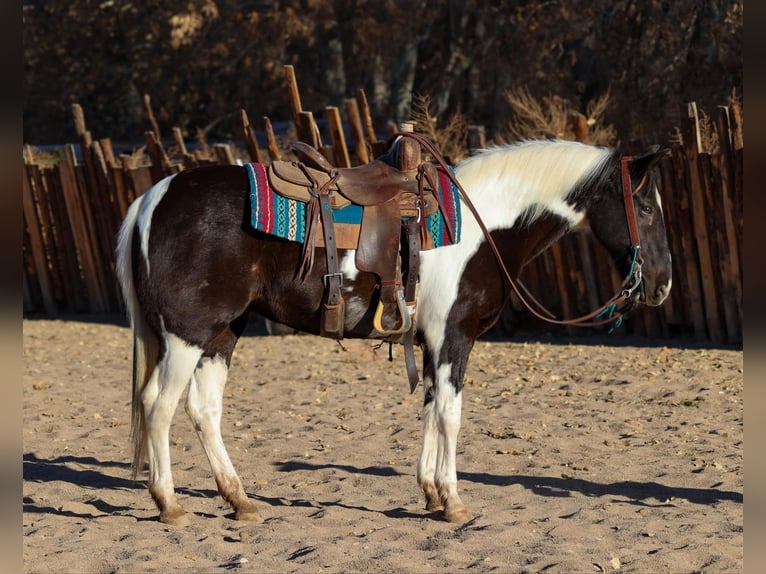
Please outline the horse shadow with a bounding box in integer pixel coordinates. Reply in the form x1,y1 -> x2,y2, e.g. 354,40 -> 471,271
273,460 -> 742,509
22,452 -> 220,521
23,453 -> 741,523
457,470 -> 743,506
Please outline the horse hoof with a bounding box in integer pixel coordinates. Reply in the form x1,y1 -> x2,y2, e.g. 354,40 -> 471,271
425,500 -> 445,513
443,508 -> 472,523
159,509 -> 190,526
235,509 -> 263,523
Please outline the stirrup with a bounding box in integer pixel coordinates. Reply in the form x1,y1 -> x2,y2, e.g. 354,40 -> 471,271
372,289 -> 411,336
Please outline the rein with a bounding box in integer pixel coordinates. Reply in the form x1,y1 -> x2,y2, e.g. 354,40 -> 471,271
393,132 -> 648,330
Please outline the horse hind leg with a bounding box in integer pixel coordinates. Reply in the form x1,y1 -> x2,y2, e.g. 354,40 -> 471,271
185,326 -> 262,522
142,332 -> 203,526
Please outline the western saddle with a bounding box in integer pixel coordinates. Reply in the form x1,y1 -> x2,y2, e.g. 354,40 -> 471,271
267,132 -> 453,390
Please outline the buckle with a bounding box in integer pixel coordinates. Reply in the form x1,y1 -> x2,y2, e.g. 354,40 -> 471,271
322,272 -> 343,288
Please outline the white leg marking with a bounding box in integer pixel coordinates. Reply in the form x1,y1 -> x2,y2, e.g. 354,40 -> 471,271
433,363 -> 461,492
185,356 -> 235,479
142,331 -> 202,520
184,355 -> 262,521
417,362 -> 471,521
417,374 -> 441,511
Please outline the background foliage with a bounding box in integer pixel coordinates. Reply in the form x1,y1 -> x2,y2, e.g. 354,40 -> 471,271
23,0 -> 742,145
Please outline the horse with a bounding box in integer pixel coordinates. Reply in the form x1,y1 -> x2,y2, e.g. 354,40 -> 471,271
115,137 -> 672,526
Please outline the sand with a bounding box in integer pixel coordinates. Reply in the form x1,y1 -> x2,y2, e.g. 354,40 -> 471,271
23,317 -> 742,573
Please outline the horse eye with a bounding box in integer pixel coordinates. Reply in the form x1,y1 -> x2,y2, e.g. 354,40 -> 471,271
641,205 -> 653,216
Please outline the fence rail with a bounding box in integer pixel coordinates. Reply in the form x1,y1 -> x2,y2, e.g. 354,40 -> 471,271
22,70 -> 743,344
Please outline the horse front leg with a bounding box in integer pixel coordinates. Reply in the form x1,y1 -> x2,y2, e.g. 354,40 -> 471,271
416,350 -> 442,513
417,344 -> 472,523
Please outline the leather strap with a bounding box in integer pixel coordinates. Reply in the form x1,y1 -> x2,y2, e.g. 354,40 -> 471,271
319,192 -> 342,303
318,184 -> 345,338
402,218 -> 421,392
621,156 -> 645,263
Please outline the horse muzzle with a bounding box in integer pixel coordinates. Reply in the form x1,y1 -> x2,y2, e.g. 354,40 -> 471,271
639,278 -> 672,307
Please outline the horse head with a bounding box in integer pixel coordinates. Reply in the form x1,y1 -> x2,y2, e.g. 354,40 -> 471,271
586,146 -> 672,308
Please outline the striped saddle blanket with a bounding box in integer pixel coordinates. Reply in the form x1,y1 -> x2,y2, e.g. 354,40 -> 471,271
245,162 -> 461,249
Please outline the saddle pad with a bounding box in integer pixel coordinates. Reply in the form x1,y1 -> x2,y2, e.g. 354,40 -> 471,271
246,162 -> 461,247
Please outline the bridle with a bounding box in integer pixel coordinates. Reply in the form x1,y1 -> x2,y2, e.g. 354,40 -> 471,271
510,156 -> 649,329
394,132 -> 650,329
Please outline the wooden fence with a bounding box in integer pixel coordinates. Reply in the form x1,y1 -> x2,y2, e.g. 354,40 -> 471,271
22,68 -> 743,344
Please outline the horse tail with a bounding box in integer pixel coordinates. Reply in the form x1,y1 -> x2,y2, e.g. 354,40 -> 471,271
116,195 -> 158,480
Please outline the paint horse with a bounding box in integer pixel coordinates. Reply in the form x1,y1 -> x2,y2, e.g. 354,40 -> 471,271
116,136 -> 672,525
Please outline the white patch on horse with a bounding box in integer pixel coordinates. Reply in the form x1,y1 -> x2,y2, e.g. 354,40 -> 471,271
136,174 -> 177,277
343,295 -> 370,330
339,250 -> 358,282
654,185 -> 664,216
417,140 -> 609,358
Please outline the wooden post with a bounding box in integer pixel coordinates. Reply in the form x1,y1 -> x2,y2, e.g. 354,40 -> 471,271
325,106 -> 351,168
145,131 -> 171,183
43,168 -> 88,311
172,127 -> 188,156
297,110 -> 322,148
143,93 -> 161,140
213,143 -> 237,165
681,102 -> 723,343
548,242 -> 577,335
99,138 -> 117,167
670,145 -> 705,338
467,125 -> 486,152
59,149 -> 109,313
344,97 -> 369,164
656,158 -> 682,329
129,165 -> 154,198
570,112 -> 589,143
356,89 -> 376,144
714,106 -> 743,343
241,109 -> 263,163
356,89 -> 378,147
22,167 -> 57,313
263,116 -> 281,162
90,140 -> 124,273
71,104 -> 100,201
111,163 -> 130,219
284,65 -> 304,135
119,155 -> 138,203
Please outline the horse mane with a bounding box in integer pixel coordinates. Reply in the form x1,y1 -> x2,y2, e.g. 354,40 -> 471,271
454,139 -> 616,227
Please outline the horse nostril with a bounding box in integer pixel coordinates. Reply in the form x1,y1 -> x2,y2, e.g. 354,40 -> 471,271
655,280 -> 672,303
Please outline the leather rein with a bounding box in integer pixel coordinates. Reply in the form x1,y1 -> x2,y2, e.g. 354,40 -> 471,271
394,132 -> 649,329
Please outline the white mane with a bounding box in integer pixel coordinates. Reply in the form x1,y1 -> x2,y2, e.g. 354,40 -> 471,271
417,139 -> 613,354
454,139 -> 612,228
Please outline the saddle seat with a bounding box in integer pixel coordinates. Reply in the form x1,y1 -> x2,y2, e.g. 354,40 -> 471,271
268,141 -> 440,217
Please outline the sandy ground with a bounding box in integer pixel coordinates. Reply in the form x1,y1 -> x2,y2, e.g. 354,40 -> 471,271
23,317 -> 742,573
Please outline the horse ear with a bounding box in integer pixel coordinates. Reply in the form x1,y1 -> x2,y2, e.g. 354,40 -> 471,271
630,146 -> 670,177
